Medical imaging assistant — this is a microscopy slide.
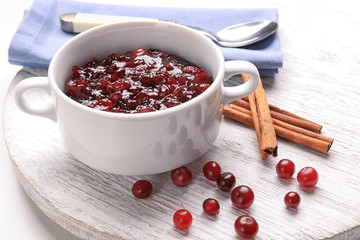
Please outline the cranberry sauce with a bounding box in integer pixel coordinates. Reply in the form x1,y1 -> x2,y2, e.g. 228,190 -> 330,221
65,48 -> 213,114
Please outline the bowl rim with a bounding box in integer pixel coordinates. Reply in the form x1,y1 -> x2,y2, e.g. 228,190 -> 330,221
49,20 -> 225,120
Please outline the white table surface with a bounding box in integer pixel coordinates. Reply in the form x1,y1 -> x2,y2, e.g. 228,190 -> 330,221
1,0 -> 359,239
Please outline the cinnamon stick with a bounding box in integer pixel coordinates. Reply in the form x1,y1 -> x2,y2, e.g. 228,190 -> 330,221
239,98 -> 322,133
242,74 -> 278,160
229,104 -> 333,144
223,106 -> 333,153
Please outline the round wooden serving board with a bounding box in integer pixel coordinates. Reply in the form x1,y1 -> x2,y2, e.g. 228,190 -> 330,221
3,67 -> 360,239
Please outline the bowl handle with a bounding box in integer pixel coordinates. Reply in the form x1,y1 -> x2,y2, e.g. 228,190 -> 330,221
14,77 -> 57,122
222,60 -> 260,105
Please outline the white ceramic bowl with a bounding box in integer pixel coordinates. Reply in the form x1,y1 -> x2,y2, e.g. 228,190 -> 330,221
14,21 -> 260,175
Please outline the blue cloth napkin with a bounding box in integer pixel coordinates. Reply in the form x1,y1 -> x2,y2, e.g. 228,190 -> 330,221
8,0 -> 282,76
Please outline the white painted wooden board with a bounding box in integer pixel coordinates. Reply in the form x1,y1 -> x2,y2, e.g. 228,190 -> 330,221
3,1 -> 360,239
3,59 -> 360,240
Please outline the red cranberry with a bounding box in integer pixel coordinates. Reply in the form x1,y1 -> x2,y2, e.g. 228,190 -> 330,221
131,180 -> 152,199
132,48 -> 149,56
234,215 -> 259,238
276,159 -> 296,179
136,106 -> 154,113
297,166 -> 319,188
170,166 -> 192,187
284,191 -> 301,208
173,209 -> 193,230
202,161 -> 221,181
231,185 -> 255,209
216,172 -> 236,192
93,98 -> 113,111
202,198 -> 220,215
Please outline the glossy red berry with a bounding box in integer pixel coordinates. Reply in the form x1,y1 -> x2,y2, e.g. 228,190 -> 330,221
173,209 -> 193,230
202,161 -> 221,181
297,166 -> 319,188
234,215 -> 259,238
216,172 -> 236,192
203,198 -> 220,215
284,191 -> 301,208
276,159 -> 295,179
132,48 -> 149,56
131,180 -> 153,199
231,185 -> 255,209
170,166 -> 192,187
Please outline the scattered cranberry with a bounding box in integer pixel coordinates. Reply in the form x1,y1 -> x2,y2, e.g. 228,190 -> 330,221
276,159 -> 296,179
284,191 -> 301,208
173,209 -> 193,230
66,48 -> 213,114
231,185 -> 255,209
131,180 -> 153,199
297,166 -> 319,188
234,215 -> 259,238
203,198 -> 220,215
216,172 -> 236,192
170,166 -> 192,187
202,161 -> 221,181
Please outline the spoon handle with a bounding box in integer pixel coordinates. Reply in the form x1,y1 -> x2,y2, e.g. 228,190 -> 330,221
183,25 -> 219,43
60,12 -> 218,42
60,12 -> 176,33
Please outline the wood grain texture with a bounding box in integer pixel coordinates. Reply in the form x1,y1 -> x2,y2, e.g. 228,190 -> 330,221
3,1 -> 360,239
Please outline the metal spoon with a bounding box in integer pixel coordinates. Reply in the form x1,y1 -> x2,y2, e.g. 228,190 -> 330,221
60,13 -> 278,48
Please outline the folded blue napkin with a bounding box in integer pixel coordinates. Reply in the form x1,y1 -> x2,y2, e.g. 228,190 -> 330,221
8,0 -> 282,76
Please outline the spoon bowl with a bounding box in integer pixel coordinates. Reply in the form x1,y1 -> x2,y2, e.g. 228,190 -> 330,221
190,20 -> 278,47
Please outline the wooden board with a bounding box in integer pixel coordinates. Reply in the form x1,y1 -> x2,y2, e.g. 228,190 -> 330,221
3,64 -> 360,239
